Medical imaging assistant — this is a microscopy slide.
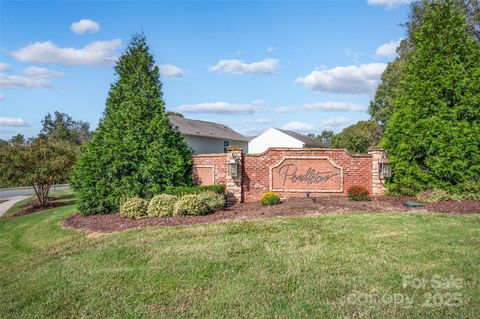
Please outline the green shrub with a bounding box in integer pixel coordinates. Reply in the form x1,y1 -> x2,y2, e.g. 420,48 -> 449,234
260,192 -> 281,206
173,195 -> 210,216
147,194 -> 178,217
416,189 -> 450,204
164,185 -> 225,196
120,197 -> 149,219
347,186 -> 369,201
453,179 -> 480,201
197,191 -> 225,211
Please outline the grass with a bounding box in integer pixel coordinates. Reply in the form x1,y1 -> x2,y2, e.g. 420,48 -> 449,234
0,199 -> 479,318
1,188 -> 74,219
0,199 -> 6,204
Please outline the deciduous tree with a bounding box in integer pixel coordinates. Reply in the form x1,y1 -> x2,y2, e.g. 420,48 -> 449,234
0,139 -> 78,205
40,111 -> 92,145
330,121 -> 383,154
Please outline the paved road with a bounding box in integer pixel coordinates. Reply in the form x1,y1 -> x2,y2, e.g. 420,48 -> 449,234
0,186 -> 69,199
0,196 -> 29,217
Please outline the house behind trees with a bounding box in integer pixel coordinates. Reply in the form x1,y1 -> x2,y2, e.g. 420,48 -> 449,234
169,115 -> 249,154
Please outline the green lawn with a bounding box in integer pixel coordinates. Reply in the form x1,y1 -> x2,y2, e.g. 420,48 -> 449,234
0,201 -> 479,318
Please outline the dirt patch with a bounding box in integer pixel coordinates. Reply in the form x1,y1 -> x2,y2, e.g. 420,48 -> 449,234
62,196 -> 480,233
13,198 -> 75,217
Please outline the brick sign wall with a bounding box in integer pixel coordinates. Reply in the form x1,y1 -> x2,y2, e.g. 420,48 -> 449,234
193,148 -> 385,203
192,153 -> 227,186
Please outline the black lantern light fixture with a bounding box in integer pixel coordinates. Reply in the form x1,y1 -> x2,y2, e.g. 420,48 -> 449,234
228,157 -> 239,178
379,154 -> 391,178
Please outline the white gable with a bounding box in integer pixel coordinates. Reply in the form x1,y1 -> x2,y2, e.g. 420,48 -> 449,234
248,128 -> 304,153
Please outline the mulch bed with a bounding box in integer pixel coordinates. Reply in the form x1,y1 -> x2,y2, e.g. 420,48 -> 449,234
13,197 -> 75,217
62,196 -> 480,233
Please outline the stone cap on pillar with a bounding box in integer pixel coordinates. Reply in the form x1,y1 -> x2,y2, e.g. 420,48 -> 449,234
367,146 -> 385,153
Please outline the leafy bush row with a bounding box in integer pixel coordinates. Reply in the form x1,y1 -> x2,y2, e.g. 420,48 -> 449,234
163,185 -> 225,196
416,180 -> 480,203
120,190 -> 225,219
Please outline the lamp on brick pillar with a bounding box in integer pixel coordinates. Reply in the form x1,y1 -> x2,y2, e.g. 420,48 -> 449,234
378,154 -> 391,179
368,147 -> 388,196
226,146 -> 243,205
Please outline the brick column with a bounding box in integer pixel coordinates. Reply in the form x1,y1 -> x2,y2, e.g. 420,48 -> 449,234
226,146 -> 243,205
368,147 -> 387,196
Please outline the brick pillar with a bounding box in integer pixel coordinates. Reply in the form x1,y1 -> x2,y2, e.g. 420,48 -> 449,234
226,146 -> 243,205
368,147 -> 387,196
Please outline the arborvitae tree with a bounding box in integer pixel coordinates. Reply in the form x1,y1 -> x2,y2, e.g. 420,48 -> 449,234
71,34 -> 193,215
369,0 -> 479,126
382,1 -> 480,195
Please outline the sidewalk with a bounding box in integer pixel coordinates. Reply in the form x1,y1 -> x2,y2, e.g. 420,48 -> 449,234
0,196 -> 29,218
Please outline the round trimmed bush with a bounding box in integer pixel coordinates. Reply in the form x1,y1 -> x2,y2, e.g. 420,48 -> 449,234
260,192 -> 281,206
173,194 -> 210,216
197,191 -> 225,211
120,197 -> 149,219
147,194 -> 178,217
347,186 -> 369,201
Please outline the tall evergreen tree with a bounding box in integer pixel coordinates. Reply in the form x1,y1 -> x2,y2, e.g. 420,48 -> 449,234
382,1 -> 480,195
369,0 -> 479,126
71,34 -> 193,215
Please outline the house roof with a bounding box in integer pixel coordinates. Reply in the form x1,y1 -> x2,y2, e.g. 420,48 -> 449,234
276,128 -> 329,148
169,115 -> 249,141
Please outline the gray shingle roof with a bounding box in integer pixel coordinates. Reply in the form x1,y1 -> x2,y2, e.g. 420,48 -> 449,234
169,115 -> 249,141
276,128 -> 329,148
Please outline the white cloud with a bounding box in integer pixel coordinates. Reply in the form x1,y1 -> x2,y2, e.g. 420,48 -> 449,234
240,127 -> 265,136
23,66 -> 64,77
295,63 -> 387,94
304,101 -> 366,112
71,19 -> 100,34
241,118 -> 276,124
281,121 -> 315,133
275,106 -> 297,113
375,39 -> 402,56
209,58 -> 279,75
344,48 -> 364,59
0,63 -> 10,72
280,116 -> 350,134
11,39 -> 122,66
367,0 -> 412,8
0,66 -> 63,89
177,100 -> 263,115
0,74 -> 53,88
267,46 -> 276,52
0,93 -> 5,101
158,64 -> 184,78
0,117 -> 29,127
321,116 -> 349,128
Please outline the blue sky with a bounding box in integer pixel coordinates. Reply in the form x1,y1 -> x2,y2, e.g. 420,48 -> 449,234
0,0 -> 411,139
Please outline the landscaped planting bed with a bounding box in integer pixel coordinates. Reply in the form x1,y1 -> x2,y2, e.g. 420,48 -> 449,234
63,196 -> 480,233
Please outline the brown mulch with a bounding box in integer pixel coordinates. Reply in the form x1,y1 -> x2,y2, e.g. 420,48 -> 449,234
62,196 -> 480,234
13,197 -> 75,217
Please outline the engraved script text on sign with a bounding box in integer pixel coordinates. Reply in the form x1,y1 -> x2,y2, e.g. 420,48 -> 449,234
270,157 -> 343,192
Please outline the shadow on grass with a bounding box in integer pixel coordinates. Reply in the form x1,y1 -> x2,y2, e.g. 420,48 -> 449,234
13,198 -> 77,217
